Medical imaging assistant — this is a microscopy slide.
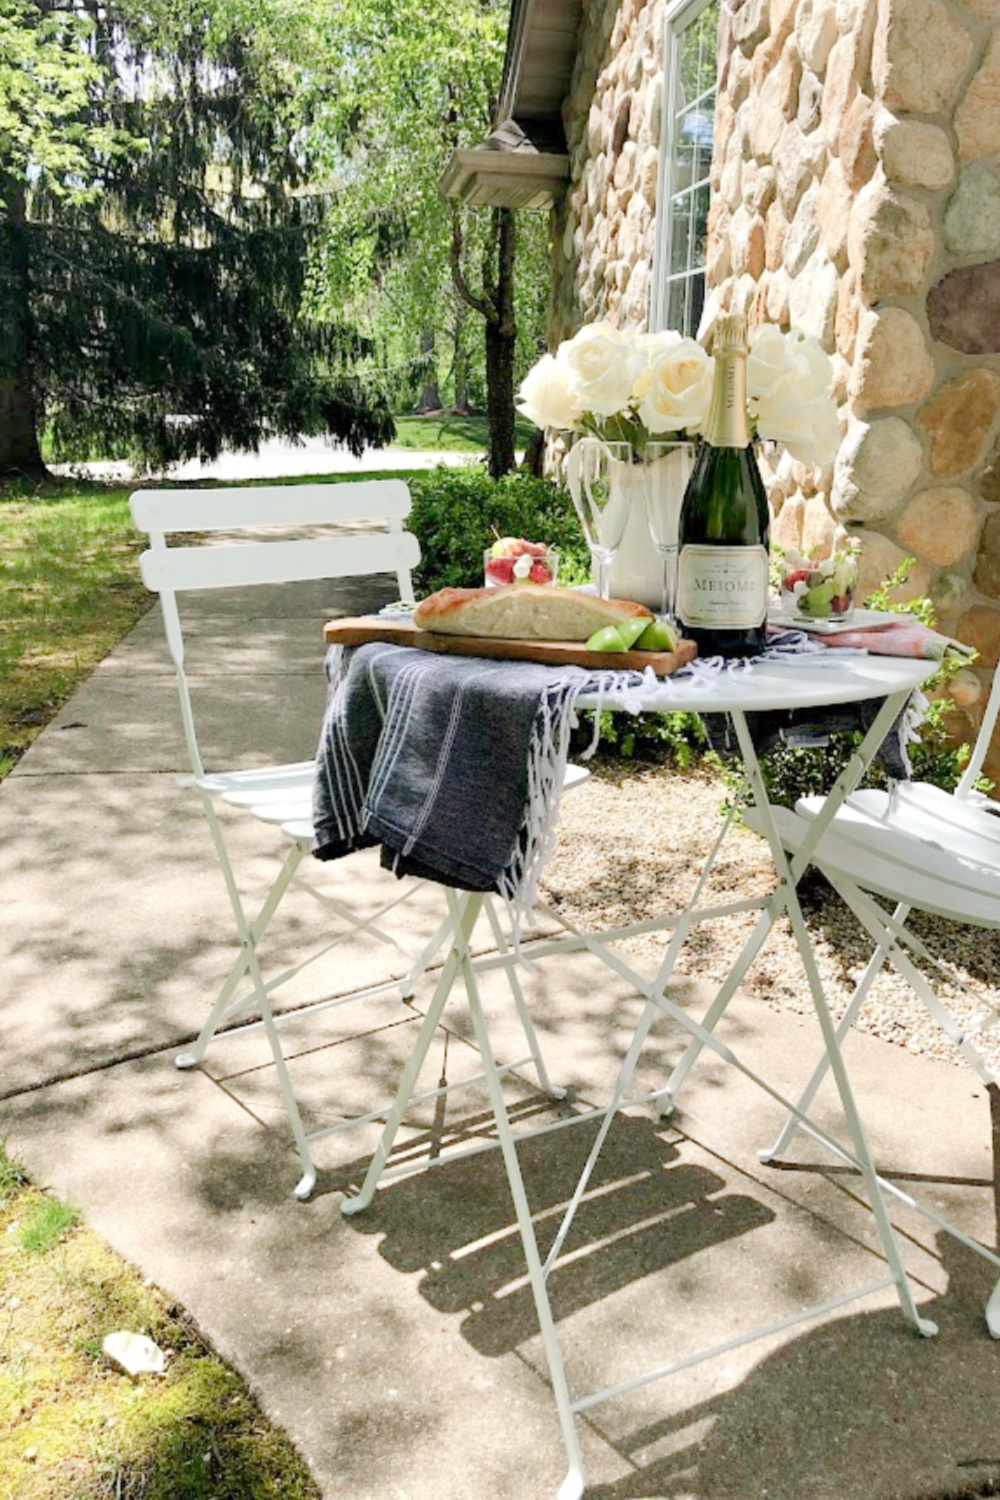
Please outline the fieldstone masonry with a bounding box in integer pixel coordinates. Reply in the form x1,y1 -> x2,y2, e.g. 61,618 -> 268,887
711,0 -> 1000,773
552,0 -> 1000,770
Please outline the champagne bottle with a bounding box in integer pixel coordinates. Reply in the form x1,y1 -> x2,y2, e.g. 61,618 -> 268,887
676,313 -> 770,659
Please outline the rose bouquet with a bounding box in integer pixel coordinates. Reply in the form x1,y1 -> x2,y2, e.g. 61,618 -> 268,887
517,319 -> 839,470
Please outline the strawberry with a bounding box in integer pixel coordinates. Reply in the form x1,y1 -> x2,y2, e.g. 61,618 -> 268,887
529,561 -> 552,584
782,568 -> 811,590
485,556 -> 515,584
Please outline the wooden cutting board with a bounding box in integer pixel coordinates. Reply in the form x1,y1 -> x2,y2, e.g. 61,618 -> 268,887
323,616 -> 698,676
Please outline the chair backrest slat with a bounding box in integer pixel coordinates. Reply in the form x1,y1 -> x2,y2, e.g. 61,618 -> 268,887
130,479 -> 421,780
139,530 -> 420,594
130,479 -> 412,533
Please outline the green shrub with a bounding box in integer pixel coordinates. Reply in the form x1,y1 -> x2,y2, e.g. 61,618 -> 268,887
406,466 -> 589,594
571,709 -> 709,765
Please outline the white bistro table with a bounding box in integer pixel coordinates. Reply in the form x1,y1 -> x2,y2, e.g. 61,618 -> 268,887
341,648 -> 941,1499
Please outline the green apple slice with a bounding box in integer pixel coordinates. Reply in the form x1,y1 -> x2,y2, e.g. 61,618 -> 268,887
635,618 -> 679,651
616,615 -> 654,648
586,625 -> 628,652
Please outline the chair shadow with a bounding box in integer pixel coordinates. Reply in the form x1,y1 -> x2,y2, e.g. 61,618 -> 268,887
339,1111 -> 775,1358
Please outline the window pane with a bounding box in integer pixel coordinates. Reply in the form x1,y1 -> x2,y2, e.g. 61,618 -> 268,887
690,180 -> 710,269
658,0 -> 720,336
669,188 -> 694,275
665,277 -> 689,333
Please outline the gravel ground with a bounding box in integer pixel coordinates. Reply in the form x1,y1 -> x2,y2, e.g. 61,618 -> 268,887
541,760 -> 1000,1078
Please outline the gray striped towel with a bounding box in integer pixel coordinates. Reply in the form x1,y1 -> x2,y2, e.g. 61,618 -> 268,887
312,643 -> 597,910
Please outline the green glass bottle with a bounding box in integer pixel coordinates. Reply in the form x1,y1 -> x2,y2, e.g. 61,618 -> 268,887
676,313 -> 770,659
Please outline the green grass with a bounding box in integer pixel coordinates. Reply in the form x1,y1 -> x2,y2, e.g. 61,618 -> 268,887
0,478 -> 151,777
393,412 -> 535,452
19,1198 -> 82,1255
0,1141 -> 321,1500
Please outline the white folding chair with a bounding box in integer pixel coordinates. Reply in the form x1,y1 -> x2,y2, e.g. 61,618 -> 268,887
746,666 -> 1000,1336
131,480 -> 573,1199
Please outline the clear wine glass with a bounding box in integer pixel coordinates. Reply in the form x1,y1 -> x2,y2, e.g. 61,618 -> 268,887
567,438 -> 632,598
644,439 -> 697,622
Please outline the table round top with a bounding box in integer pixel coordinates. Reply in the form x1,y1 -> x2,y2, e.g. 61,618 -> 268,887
575,652 -> 938,716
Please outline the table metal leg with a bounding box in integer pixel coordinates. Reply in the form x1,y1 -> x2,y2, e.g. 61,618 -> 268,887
456,908 -> 587,1500
730,709 -> 937,1338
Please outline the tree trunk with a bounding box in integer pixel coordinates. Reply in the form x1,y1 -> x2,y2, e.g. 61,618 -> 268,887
521,426 -> 545,477
484,207 -> 516,479
0,179 -> 47,480
452,302 -> 471,414
415,325 -> 441,412
448,205 -> 518,476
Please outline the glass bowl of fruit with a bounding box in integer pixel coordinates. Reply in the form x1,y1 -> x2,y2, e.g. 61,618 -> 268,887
778,544 -> 859,624
484,538 -> 559,588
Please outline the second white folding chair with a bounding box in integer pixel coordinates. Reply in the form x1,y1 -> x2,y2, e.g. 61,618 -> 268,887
745,665 -> 1000,1335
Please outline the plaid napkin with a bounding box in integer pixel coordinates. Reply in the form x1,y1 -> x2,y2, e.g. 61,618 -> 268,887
312,643 -> 592,905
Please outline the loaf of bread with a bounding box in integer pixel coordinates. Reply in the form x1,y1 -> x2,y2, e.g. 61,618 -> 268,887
412,584 -> 652,641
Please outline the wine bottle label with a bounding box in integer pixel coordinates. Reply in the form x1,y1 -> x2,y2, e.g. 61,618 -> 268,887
677,544 -> 769,628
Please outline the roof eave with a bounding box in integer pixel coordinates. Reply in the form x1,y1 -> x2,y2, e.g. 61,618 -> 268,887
439,147 -> 570,211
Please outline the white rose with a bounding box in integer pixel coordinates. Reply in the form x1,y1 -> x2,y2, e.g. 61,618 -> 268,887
788,330 -> 835,404
516,353 -> 584,430
747,324 -> 794,403
558,321 -> 644,418
753,329 -> 838,467
635,334 -> 714,436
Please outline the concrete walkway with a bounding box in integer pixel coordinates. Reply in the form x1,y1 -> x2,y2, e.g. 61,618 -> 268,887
3,534 -> 1000,1498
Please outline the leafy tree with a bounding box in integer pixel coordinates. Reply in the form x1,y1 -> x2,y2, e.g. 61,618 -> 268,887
305,0 -> 548,478
0,0 -> 392,480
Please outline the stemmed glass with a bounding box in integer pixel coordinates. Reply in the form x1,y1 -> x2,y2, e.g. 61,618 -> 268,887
566,438 -> 631,598
644,440 -> 696,622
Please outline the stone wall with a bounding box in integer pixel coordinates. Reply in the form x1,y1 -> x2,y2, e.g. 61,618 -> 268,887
711,0 -> 1000,768
552,0 -> 1000,768
550,0 -> 665,344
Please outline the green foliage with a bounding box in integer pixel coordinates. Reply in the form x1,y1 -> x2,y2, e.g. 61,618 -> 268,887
572,709 -> 709,765
303,0 -> 549,465
19,1194 -> 81,1254
732,702 -> 972,812
0,0 -> 129,189
0,1137 -> 29,1204
407,466 -> 590,594
1,0 -> 393,475
863,555 -> 936,622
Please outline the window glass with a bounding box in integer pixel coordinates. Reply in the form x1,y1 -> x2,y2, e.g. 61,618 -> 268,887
653,0 -> 720,337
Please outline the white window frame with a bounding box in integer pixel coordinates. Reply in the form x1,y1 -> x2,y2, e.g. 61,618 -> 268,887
650,0 -> 719,335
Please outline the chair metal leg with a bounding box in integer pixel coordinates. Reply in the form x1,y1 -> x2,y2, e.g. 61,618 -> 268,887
342,891 -> 481,1216
185,794 -> 318,1196
177,804 -> 307,1068
398,909 -> 455,999
483,896 -> 566,1101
